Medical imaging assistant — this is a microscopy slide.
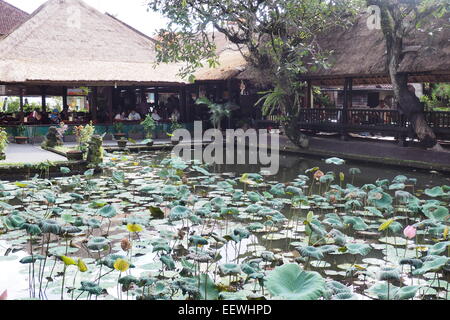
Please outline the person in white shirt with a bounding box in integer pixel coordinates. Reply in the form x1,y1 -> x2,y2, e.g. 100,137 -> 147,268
115,112 -> 125,121
128,110 -> 141,121
151,109 -> 161,122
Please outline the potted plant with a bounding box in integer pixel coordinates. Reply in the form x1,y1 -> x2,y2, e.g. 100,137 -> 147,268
195,97 -> 235,131
14,124 -> 28,144
117,137 -> 128,148
0,127 -> 8,160
68,123 -> 95,161
140,114 -> 156,146
113,122 -> 126,140
168,119 -> 183,145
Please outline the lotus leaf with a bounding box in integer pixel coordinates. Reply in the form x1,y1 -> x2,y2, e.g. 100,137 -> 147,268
266,264 -> 326,300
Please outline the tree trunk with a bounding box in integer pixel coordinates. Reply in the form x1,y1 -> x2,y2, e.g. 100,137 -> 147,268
379,3 -> 438,149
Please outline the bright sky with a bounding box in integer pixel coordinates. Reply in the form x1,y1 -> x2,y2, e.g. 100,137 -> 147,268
6,0 -> 168,36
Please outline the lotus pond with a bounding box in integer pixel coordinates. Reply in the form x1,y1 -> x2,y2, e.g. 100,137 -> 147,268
0,149 -> 449,300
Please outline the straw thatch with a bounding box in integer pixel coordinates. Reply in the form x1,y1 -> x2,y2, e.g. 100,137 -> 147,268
301,12 -> 450,85
0,0 -> 29,37
201,11 -> 450,86
0,0 -> 185,85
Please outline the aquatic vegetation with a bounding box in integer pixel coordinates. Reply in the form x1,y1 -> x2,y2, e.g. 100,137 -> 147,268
0,150 -> 449,300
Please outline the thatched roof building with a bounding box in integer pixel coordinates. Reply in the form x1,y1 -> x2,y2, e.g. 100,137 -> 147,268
0,0 -> 29,37
0,0 -> 184,86
202,11 -> 450,87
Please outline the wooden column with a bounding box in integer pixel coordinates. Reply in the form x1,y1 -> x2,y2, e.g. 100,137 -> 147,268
179,86 -> 187,123
91,87 -> 98,123
154,87 -> 159,107
108,87 -> 114,124
305,80 -> 313,108
19,88 -> 24,123
41,86 -> 47,112
341,78 -> 353,140
62,86 -> 67,113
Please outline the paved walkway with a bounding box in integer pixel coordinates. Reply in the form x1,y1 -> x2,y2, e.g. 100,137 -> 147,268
0,144 -> 67,164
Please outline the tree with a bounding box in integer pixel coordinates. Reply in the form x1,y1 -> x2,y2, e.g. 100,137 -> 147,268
147,0 -> 363,148
367,0 -> 449,149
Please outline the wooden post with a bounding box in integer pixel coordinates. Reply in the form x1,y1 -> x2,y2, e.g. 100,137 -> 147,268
305,80 -> 313,108
91,87 -> 98,123
108,87 -> 114,124
62,86 -> 67,114
155,87 -> 159,107
341,78 -> 350,140
19,88 -> 24,123
179,86 -> 187,123
41,86 -> 47,112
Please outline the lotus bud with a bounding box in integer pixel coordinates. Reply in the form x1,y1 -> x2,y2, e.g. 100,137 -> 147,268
0,290 -> 7,300
121,238 -> 132,252
403,226 -> 417,239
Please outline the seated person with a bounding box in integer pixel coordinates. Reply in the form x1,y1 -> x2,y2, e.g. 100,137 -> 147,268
151,108 -> 162,121
115,112 -> 126,121
128,110 -> 141,121
28,110 -> 43,123
50,109 -> 61,124
171,108 -> 180,122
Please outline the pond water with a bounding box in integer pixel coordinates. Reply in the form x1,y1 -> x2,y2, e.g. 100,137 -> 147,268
0,148 -> 449,300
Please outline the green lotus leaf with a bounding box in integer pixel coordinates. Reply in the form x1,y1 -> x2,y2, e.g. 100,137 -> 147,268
118,275 -> 139,286
368,190 -> 393,209
69,193 -> 84,200
192,165 -> 211,176
161,185 -> 178,197
247,192 -> 262,203
87,237 -> 110,251
98,205 -> 117,218
394,286 -> 421,300
189,235 -> 208,246
399,259 -> 423,269
112,171 -> 125,183
4,214 -> 26,230
349,168 -> 361,175
245,204 -> 262,213
60,167 -> 71,174
297,246 -> 324,260
367,282 -> 398,300
378,267 -> 401,281
247,222 -> 265,231
21,223 -> 42,236
79,281 -> 104,296
331,292 -> 358,300
84,169 -> 95,177
343,216 -> 369,231
169,206 -> 192,221
160,254 -> 176,270
220,207 -> 239,215
210,197 -> 226,209
389,183 -> 405,190
412,256 -> 449,275
428,241 -> 450,255
345,243 -> 371,256
39,219 -> 61,234
219,263 -> 241,276
198,274 -> 219,300
138,185 -> 157,193
319,174 -> 334,184
422,204 -> 449,221
60,226 -> 82,235
286,186 -> 303,196
266,264 -> 326,300
424,186 -> 445,198
232,191 -> 244,201
325,157 -> 345,165
20,255 -> 45,264
269,184 -> 285,196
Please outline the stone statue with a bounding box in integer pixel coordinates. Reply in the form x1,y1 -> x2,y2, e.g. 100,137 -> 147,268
42,126 -> 63,148
86,134 -> 104,166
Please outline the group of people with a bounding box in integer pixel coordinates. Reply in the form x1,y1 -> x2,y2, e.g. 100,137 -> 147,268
114,105 -> 181,123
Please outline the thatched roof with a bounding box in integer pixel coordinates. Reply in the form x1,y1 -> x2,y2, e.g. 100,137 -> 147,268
204,11 -> 450,86
194,32 -> 247,82
301,12 -> 450,85
0,0 -> 29,36
0,0 -> 185,86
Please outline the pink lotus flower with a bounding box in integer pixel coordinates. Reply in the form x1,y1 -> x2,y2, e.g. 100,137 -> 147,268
404,226 -> 417,239
0,290 -> 7,300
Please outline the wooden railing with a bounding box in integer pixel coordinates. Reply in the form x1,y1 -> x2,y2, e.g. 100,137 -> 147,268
298,108 -> 450,136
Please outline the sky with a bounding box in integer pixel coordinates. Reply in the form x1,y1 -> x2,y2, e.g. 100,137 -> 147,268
6,0 -> 168,36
